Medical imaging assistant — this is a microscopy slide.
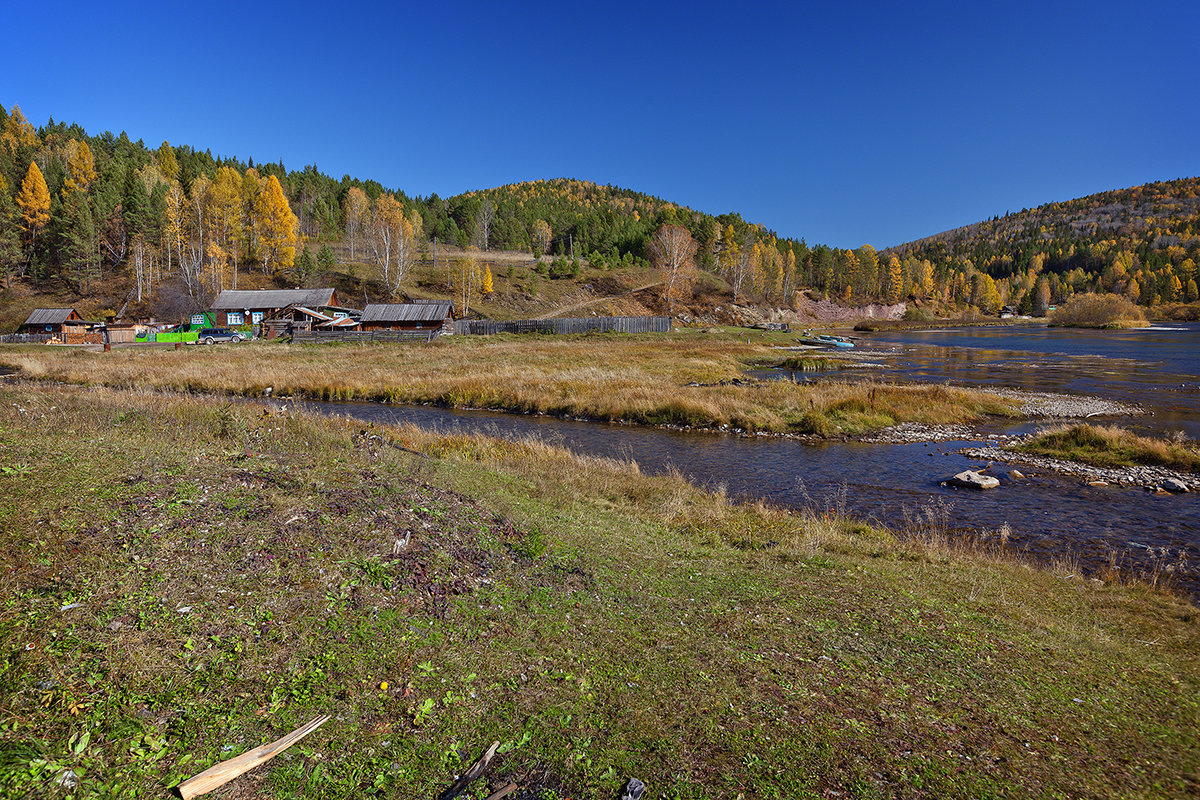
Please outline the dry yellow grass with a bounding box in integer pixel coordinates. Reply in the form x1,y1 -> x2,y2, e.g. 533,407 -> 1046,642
0,333 -> 1019,434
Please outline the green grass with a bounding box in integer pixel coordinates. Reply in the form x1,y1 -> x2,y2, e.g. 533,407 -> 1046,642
0,386 -> 1197,798
1018,424 -> 1200,473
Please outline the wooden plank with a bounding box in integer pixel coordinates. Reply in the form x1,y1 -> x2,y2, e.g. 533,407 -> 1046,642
177,715 -> 330,799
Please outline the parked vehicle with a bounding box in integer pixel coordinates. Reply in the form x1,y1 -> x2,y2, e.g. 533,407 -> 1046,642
196,327 -> 245,344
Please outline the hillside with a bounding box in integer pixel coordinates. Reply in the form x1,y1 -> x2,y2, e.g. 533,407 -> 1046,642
888,177 -> 1200,314
1,100 -> 1198,327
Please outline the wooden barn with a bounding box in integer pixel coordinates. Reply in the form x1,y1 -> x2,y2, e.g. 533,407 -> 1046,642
209,289 -> 340,327
359,301 -> 454,334
21,308 -> 84,335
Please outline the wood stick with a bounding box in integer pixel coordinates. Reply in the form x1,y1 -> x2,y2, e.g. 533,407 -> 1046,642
437,741 -> 499,800
177,715 -> 330,799
485,781 -> 518,800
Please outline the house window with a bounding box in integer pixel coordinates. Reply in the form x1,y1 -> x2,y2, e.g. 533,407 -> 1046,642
251,312 -> 264,324
227,312 -> 245,325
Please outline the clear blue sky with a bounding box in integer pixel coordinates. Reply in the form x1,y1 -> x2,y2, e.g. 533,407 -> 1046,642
3,0 -> 1197,249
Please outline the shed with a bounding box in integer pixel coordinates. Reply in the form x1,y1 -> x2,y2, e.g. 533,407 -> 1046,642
21,308 -> 83,335
209,288 -> 339,327
360,301 -> 454,334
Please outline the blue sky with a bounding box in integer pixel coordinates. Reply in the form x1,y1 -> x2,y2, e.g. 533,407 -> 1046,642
3,0 -> 1197,248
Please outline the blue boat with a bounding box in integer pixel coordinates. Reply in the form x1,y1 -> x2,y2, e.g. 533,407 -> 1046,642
801,331 -> 855,348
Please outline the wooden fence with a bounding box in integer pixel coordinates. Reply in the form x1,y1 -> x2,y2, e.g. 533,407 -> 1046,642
1,333 -> 55,344
292,330 -> 439,344
453,316 -> 671,336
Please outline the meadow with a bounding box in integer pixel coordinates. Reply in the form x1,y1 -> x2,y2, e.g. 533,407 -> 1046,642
0,384 -> 1196,798
0,332 -> 1019,436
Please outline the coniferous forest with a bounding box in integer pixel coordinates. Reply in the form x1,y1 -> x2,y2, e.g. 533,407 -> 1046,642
2,102 -> 1198,321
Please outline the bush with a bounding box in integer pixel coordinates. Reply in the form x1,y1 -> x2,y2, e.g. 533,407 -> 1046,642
1049,293 -> 1148,328
903,305 -> 934,322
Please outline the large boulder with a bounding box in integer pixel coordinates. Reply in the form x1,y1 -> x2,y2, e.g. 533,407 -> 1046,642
948,469 -> 1000,490
1161,478 -> 1190,493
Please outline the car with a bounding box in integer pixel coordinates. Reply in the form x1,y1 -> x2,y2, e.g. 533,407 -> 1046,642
197,327 -> 245,344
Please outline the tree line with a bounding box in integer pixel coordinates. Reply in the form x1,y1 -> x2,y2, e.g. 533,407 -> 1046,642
3,103 -> 1197,318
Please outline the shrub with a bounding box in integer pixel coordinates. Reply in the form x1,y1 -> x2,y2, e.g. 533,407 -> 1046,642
1050,293 -> 1148,328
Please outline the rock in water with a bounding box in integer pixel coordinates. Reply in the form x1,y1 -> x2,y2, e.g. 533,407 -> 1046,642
949,469 -> 1000,490
1009,469 -> 1025,479
1161,478 -> 1190,493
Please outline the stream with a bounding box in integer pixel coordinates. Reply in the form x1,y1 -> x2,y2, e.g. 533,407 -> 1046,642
294,323 -> 1200,597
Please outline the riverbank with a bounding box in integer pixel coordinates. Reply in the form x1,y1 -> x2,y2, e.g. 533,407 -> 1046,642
1,383 -> 1197,798
0,335 -> 1022,436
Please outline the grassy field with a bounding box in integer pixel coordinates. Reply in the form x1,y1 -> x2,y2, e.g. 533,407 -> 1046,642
0,333 -> 1019,436
1019,424 -> 1200,473
0,385 -> 1197,798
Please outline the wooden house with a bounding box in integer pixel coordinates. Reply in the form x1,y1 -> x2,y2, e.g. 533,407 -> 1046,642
20,308 -> 83,335
209,289 -> 339,327
359,301 -> 454,334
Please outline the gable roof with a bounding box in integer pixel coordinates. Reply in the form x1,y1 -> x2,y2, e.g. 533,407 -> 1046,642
360,302 -> 454,323
24,308 -> 79,326
211,289 -> 336,310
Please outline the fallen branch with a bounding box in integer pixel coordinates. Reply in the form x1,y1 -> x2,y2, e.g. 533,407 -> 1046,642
176,714 -> 331,799
437,741 -> 499,800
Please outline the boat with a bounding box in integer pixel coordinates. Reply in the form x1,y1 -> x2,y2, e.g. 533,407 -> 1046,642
799,331 -> 855,348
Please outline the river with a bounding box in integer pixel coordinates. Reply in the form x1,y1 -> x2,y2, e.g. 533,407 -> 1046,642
298,323 -> 1200,596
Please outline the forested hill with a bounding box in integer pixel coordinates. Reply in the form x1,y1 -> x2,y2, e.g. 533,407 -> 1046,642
887,178 -> 1200,311
2,99 -> 1198,323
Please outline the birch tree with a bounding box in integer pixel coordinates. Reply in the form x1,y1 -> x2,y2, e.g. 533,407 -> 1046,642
647,224 -> 698,315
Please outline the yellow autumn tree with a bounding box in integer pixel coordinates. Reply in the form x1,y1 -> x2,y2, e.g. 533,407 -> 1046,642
369,194 -> 415,296
254,175 -> 298,275
15,162 -> 51,269
886,255 -> 905,302
532,219 -> 551,255
156,141 -> 179,182
482,265 -> 494,295
1,106 -> 38,155
62,139 -> 97,196
206,167 -> 245,285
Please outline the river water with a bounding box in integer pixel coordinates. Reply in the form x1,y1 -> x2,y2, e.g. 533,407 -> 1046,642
299,323 -> 1200,596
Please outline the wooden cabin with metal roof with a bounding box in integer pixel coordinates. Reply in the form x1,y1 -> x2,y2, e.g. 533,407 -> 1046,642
20,308 -> 84,335
359,301 -> 454,334
209,288 -> 340,327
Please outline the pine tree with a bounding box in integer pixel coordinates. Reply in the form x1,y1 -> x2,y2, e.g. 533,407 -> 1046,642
0,181 -> 22,287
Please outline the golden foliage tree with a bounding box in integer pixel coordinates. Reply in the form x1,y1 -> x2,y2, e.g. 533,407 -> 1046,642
206,167 -> 245,286
254,175 -> 298,275
62,139 -> 97,196
648,224 -> 698,315
156,141 -> 179,182
369,194 -> 416,297
532,218 -> 551,255
15,161 -> 50,272
482,265 -> 494,295
886,255 -> 905,302
1,105 -> 38,155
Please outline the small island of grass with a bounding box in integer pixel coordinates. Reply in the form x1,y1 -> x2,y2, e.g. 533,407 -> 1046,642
1019,423 -> 1200,472
1049,293 -> 1150,329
